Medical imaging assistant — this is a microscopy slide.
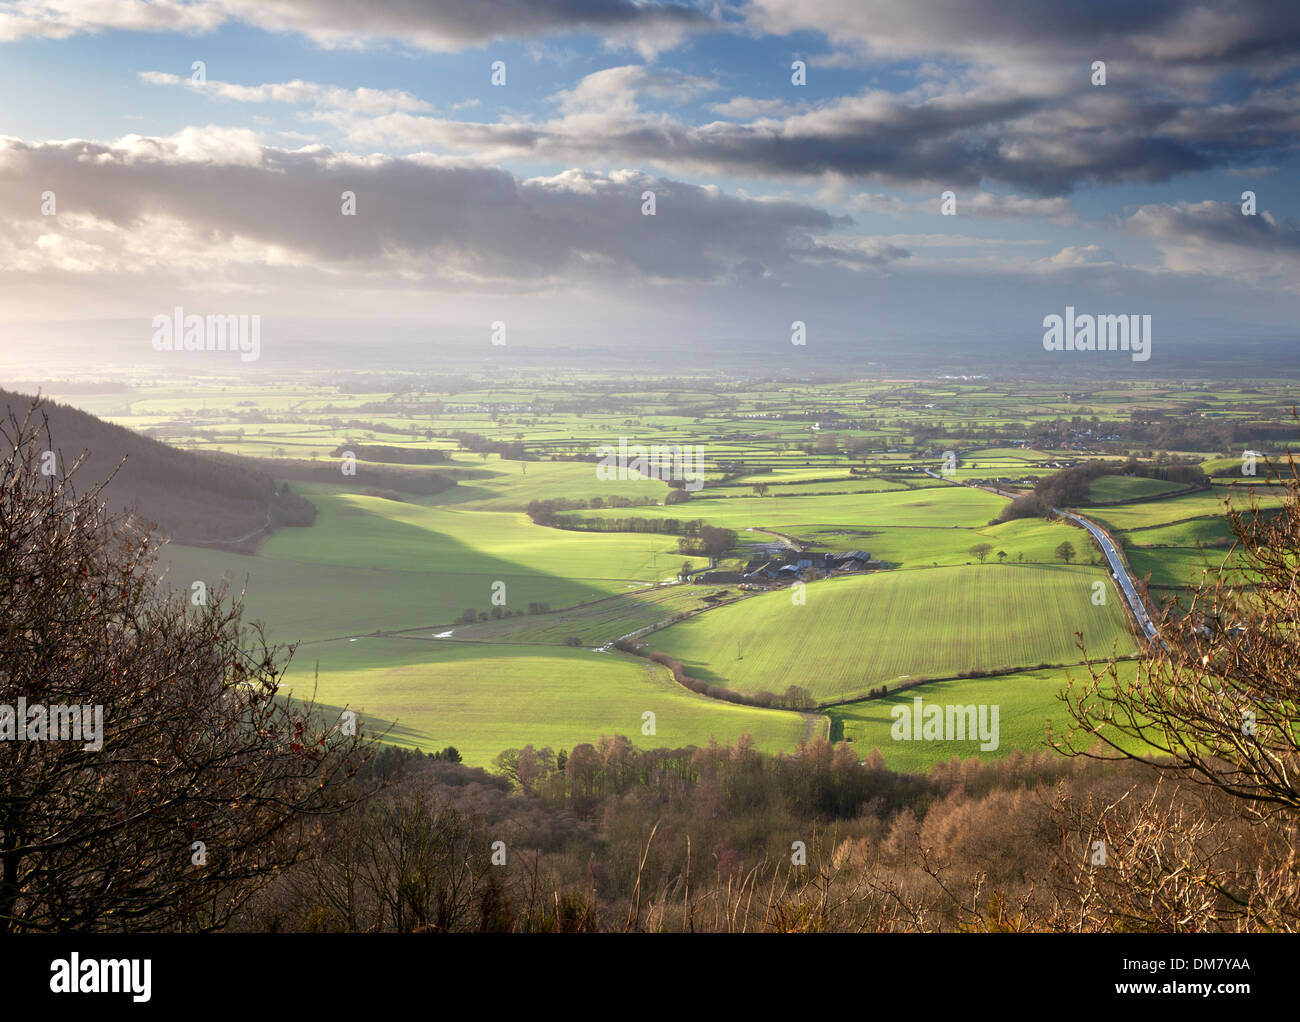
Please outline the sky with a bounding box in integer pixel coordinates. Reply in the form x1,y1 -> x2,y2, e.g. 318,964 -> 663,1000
0,0 -> 1298,373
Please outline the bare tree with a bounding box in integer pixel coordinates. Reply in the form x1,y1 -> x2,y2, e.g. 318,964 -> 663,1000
1053,453 -> 1300,929
0,399 -> 373,932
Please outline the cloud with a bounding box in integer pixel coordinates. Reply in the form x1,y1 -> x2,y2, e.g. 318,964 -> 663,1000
0,0 -> 713,55
0,130 -> 864,289
842,189 -> 1074,221
960,192 -> 1076,222
551,64 -> 720,115
1127,198 -> 1299,251
1125,199 -> 1300,286
800,235 -> 911,269
139,72 -> 434,116
709,96 -> 796,118
308,70 -> 1294,196
134,13 -> 1300,198
1042,244 -> 1118,266
744,0 -> 1300,74
847,192 -> 908,216
0,0 -> 224,42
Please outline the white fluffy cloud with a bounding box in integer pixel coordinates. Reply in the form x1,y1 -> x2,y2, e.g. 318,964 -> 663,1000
1126,199 -> 1300,288
139,72 -> 434,116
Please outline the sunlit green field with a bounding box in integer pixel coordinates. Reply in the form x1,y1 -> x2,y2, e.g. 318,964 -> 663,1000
1082,489 -> 1282,590
1126,546 -> 1244,590
443,583 -> 723,645
159,484 -> 706,642
645,563 -> 1137,703
713,477 -> 911,495
1087,475 -> 1186,501
577,486 -> 1008,532
827,663 -> 1140,771
1084,488 -> 1285,532
282,638 -> 822,766
1122,516 -> 1234,547
437,456 -> 667,509
70,370 -> 1292,774
797,515 -> 1108,569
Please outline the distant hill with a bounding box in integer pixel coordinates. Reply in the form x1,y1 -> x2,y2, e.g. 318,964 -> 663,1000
1,388 -> 314,550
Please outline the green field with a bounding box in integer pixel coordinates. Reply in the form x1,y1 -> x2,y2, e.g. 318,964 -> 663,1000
579,486 -> 1008,532
442,457 -> 669,510
714,477 -> 911,496
797,515 -> 1107,570
1126,546 -> 1244,590
159,484 -> 705,642
434,583 -> 726,646
645,564 -> 1137,703
282,638 -> 821,766
1086,475 -> 1186,502
1122,516 -> 1235,548
1084,488 -> 1285,532
74,370 -> 1294,774
826,664 -> 1139,771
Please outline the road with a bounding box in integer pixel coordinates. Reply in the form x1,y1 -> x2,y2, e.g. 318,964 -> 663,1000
745,526 -> 803,551
923,468 -> 1157,641
1054,509 -> 1157,640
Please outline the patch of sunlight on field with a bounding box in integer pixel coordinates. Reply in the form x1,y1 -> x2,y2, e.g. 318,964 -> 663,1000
283,638 -> 819,766
827,663 -> 1141,771
647,563 -> 1137,703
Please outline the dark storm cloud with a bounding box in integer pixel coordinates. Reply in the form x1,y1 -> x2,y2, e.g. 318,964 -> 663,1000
747,0 -> 1300,71
364,81 -> 1294,196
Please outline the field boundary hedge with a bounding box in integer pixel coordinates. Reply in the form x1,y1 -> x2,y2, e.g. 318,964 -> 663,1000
615,642 -> 816,712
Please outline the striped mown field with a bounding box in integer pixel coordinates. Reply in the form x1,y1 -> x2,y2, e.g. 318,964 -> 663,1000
646,563 -> 1138,703
826,663 -> 1143,771
282,638 -> 821,766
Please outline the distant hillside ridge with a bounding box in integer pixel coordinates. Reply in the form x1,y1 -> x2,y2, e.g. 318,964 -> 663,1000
1,388 -> 315,550
328,443 -> 451,465
212,452 -> 459,496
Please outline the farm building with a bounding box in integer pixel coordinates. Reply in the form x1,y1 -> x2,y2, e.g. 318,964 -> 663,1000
823,551 -> 872,572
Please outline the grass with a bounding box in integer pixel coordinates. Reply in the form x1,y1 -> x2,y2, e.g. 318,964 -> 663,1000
578,486 -> 1008,532
645,563 -> 1137,703
430,583 -> 726,645
1127,547 -> 1244,590
797,516 -> 1105,569
438,457 -> 669,510
282,638 -> 821,766
99,373 -> 1294,770
714,477 -> 910,496
1084,488 -> 1285,532
1123,517 -> 1235,548
1087,475 -> 1186,502
827,663 -> 1140,771
158,484 -> 705,643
